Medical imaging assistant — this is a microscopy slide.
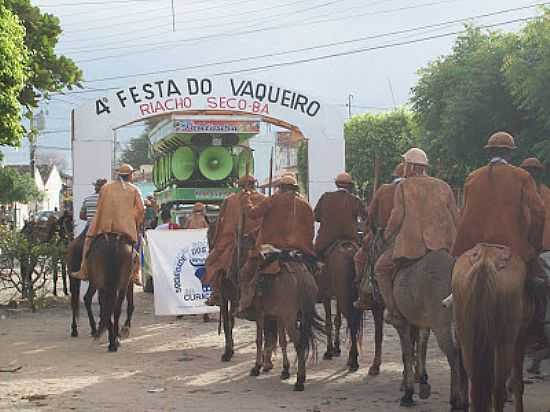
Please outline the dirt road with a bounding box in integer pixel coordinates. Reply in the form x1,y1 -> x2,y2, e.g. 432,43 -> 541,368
0,291 -> 548,412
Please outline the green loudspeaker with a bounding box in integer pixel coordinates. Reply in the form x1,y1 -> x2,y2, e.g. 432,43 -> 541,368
237,150 -> 254,177
172,147 -> 195,181
199,146 -> 233,181
165,153 -> 173,186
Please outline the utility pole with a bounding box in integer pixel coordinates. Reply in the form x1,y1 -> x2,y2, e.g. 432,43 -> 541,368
171,0 -> 176,32
346,94 -> 354,119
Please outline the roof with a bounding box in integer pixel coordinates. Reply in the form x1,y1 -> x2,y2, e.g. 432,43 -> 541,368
36,165 -> 54,183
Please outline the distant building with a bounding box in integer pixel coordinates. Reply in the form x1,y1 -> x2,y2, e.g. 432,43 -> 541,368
3,164 -> 65,228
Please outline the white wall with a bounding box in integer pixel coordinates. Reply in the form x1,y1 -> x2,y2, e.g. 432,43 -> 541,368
43,165 -> 62,211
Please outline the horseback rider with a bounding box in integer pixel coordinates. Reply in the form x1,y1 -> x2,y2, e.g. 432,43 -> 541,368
376,148 -> 459,325
520,157 -> 550,344
314,172 -> 367,259
71,164 -> 145,285
452,132 -> 545,269
353,162 -> 404,309
79,178 -> 107,232
183,202 -> 210,229
204,175 -> 265,306
238,173 -> 316,318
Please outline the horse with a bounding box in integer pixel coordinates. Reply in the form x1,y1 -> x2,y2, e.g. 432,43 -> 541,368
318,240 -> 364,372
392,249 -> 468,409
250,251 -> 323,391
83,233 -> 135,352
452,244 -> 532,412
66,230 -> 134,340
20,212 -> 72,297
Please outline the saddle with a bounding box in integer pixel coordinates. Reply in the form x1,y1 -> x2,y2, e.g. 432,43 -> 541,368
258,244 -> 317,276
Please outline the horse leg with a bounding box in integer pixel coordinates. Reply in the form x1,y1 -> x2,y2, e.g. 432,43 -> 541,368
494,344 -> 514,412
396,323 -> 415,407
52,260 -> 59,297
113,290 -> 125,349
334,302 -> 342,357
347,307 -> 360,372
369,304 -> 384,376
62,262 -> 69,296
279,326 -> 290,381
511,335 -> 526,412
416,328 -> 431,400
250,314 -> 263,377
69,278 -> 81,337
120,283 -> 134,338
433,327 -> 469,411
84,285 -> 98,337
263,318 -> 277,372
323,298 -> 334,360
294,324 -> 307,392
221,295 -> 233,362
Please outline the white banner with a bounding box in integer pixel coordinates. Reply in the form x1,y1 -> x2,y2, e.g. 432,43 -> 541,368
146,229 -> 218,316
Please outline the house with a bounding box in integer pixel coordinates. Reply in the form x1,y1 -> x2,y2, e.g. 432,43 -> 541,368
2,164 -> 65,228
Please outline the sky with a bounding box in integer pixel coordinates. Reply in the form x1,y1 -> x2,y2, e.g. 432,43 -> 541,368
0,0 -> 541,182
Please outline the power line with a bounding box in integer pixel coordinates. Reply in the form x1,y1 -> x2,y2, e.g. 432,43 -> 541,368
69,0 -> 462,63
79,6 -> 540,84
63,0 -> 353,51
36,0 -> 161,7
60,15 -> 535,98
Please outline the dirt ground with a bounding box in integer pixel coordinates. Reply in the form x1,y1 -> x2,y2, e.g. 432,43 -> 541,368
0,290 -> 549,412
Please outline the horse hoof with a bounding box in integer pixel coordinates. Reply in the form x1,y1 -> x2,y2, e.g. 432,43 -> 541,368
368,365 -> 380,376
119,327 -> 130,339
250,367 -> 260,377
280,370 -> 290,380
400,389 -> 415,407
262,365 -> 273,373
348,363 -> 359,373
221,353 -> 232,362
108,345 -> 118,352
419,383 -> 431,399
294,383 -> 305,392
71,330 -> 78,338
323,352 -> 333,361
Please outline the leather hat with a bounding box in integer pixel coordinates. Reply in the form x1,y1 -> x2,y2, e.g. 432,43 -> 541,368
117,164 -> 134,176
402,148 -> 428,166
192,202 -> 205,213
238,175 -> 257,187
335,172 -> 353,185
484,131 -> 516,150
520,157 -> 544,170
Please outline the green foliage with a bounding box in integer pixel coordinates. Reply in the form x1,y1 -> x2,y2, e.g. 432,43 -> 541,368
504,9 -> 550,161
120,131 -> 152,169
411,26 -> 528,185
0,4 -> 28,146
0,168 -> 43,204
5,0 -> 83,108
345,109 -> 417,198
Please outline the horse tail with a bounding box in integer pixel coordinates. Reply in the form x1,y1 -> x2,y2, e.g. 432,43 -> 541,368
464,246 -> 497,412
70,278 -> 80,319
98,237 -> 122,337
297,273 -> 325,362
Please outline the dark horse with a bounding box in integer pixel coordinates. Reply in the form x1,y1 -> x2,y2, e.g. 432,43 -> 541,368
66,231 -> 134,344
20,211 -> 73,297
206,220 -> 251,362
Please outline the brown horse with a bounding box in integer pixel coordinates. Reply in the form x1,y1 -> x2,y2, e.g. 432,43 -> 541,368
452,244 -> 531,412
66,232 -> 134,339
392,249 -> 468,409
85,234 -> 134,352
318,241 -> 366,372
250,253 -> 323,391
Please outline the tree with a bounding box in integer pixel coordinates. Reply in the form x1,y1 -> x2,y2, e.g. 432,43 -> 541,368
0,168 -> 43,204
0,4 -> 28,146
5,0 -> 83,109
504,8 -> 550,162
345,110 -> 417,200
120,132 -> 152,169
411,26 -> 530,185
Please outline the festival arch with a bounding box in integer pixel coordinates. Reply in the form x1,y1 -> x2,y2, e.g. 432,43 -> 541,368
71,75 -> 345,231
